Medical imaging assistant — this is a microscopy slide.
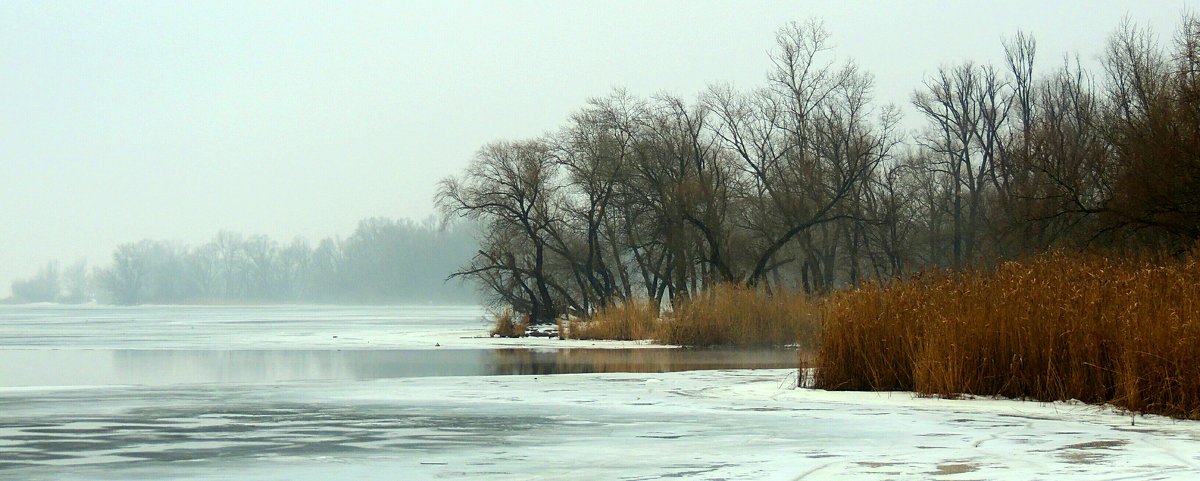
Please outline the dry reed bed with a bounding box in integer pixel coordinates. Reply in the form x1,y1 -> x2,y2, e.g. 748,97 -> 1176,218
663,284 -> 819,349
488,309 -> 527,338
567,284 -> 821,349
814,251 -> 1200,419
566,299 -> 662,341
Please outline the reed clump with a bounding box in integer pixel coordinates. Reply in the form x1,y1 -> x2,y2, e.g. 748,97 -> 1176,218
566,299 -> 662,341
488,308 -> 527,338
662,284 -> 821,348
813,250 -> 1200,419
563,284 -> 820,348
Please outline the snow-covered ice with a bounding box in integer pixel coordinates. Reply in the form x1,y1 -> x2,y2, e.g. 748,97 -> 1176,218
2,305 -> 1199,480
5,370 -> 1200,480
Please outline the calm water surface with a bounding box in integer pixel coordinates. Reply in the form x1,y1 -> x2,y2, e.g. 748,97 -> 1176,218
0,305 -> 801,479
0,305 -> 799,388
0,348 -> 798,387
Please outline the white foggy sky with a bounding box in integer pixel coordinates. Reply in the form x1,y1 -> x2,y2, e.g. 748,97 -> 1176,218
1,0 -> 1195,296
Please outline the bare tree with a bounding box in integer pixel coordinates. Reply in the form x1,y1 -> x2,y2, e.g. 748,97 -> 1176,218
438,141 -> 564,323
707,20 -> 895,289
913,60 -> 1013,266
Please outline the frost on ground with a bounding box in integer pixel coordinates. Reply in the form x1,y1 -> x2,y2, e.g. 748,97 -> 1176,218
3,369 -> 1200,481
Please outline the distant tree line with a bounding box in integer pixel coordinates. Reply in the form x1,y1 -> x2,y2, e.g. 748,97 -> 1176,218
5,217 -> 479,305
8,260 -> 91,304
438,17 -> 1200,323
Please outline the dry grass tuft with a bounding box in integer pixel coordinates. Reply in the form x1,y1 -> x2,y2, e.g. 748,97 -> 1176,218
488,308 -> 528,338
814,250 -> 1200,419
562,284 -> 821,348
566,299 -> 662,341
662,284 -> 821,349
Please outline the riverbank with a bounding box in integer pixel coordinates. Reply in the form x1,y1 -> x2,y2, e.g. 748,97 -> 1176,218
3,304 -> 1199,479
555,251 -> 1200,420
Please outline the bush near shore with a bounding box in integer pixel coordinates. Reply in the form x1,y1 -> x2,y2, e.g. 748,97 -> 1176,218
488,309 -> 527,338
661,285 -> 819,349
566,299 -> 661,341
813,251 -> 1200,419
563,284 -> 820,349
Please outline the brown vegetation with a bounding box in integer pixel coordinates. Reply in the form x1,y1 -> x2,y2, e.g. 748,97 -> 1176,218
662,285 -> 821,348
488,309 -> 528,338
564,284 -> 821,349
566,299 -> 661,341
813,251 -> 1200,419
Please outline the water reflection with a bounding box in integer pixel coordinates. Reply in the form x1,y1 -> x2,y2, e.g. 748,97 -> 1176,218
0,348 -> 799,387
485,348 -> 798,375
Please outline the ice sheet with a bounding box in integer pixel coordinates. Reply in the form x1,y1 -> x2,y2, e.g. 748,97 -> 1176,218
3,370 -> 1199,480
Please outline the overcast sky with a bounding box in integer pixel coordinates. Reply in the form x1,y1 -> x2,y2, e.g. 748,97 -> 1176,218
2,0 -> 1196,296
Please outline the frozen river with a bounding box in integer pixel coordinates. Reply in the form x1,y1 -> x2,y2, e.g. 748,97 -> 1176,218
2,305 -> 1200,480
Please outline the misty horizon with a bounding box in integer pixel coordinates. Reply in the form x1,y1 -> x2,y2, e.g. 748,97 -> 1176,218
3,215 -> 481,305
3,1 -> 1195,298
